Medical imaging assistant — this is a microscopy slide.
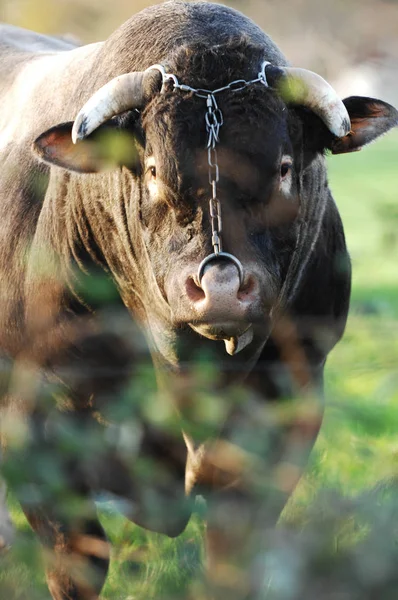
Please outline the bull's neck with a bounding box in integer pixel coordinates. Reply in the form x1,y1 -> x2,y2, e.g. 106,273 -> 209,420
34,168 -> 170,322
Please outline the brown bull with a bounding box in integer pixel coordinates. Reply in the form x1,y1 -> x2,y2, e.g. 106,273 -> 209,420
0,2 -> 397,598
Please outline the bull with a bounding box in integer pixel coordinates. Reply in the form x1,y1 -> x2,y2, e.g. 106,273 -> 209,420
0,2 -> 397,599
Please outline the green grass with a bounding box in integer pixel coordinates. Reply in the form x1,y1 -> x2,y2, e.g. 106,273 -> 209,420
318,131 -> 398,494
276,132 -> 398,598
3,131 -> 398,598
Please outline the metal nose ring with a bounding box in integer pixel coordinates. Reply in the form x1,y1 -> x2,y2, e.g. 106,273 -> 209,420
197,252 -> 244,285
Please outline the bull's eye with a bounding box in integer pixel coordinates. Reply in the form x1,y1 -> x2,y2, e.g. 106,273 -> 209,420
148,166 -> 157,180
280,160 -> 292,179
145,158 -> 157,191
278,155 -> 293,196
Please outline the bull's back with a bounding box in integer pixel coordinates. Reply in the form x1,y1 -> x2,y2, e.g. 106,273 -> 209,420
0,24 -> 78,95
0,23 -> 77,53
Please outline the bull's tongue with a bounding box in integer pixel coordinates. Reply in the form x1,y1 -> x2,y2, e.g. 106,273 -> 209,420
224,326 -> 254,356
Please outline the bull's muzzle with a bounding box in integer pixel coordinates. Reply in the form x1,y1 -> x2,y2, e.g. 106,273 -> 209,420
186,258 -> 260,354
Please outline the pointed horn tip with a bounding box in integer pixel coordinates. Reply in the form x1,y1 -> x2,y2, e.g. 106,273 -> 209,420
71,116 -> 87,144
341,117 -> 352,137
332,116 -> 351,139
71,128 -> 79,145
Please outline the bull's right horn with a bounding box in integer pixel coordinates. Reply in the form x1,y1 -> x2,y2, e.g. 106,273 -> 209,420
263,63 -> 351,138
72,70 -> 161,144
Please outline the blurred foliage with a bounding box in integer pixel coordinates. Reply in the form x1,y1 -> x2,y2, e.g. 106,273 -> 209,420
1,135 -> 397,599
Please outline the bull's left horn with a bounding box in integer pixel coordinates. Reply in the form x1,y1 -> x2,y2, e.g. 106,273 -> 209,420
72,70 -> 159,144
263,64 -> 351,138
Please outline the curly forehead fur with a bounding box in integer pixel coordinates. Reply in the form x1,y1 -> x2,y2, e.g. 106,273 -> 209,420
167,38 -> 268,88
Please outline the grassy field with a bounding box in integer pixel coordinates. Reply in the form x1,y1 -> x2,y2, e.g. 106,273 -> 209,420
1,132 -> 398,599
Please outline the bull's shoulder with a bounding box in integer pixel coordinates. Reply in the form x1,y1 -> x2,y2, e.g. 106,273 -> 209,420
290,192 -> 351,353
251,194 -> 350,393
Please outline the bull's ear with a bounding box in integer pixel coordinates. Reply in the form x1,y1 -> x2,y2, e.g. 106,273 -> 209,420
33,122 -> 139,173
330,97 -> 398,155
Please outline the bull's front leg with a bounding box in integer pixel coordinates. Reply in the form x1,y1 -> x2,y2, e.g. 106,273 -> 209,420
201,394 -> 323,600
9,408 -> 112,600
21,497 -> 110,600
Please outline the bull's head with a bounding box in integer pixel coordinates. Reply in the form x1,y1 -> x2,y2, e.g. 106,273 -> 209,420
33,47 -> 398,362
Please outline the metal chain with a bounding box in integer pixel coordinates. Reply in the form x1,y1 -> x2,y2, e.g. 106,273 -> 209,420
189,74 -> 267,256
206,94 -> 223,255
146,63 -> 270,273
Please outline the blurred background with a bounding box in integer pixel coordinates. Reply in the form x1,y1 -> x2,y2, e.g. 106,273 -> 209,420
1,0 -> 398,104
0,1 -> 397,599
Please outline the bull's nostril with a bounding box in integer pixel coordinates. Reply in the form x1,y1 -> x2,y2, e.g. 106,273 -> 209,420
185,276 -> 205,303
238,275 -> 256,298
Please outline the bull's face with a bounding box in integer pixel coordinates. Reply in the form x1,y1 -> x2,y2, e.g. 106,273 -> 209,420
33,49 -> 398,361
138,88 -> 299,354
